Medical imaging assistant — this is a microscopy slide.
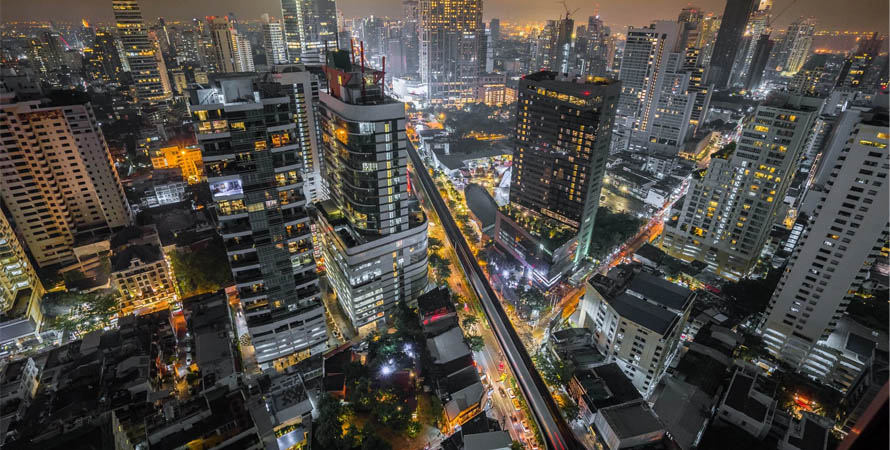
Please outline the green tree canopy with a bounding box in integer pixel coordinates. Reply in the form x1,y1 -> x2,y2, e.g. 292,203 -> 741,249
168,238 -> 233,297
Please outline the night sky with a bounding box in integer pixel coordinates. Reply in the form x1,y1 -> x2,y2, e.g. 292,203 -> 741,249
0,0 -> 887,31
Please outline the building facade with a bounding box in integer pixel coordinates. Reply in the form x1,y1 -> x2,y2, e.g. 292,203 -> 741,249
419,0 -> 484,107
0,211 -> 44,329
110,225 -> 175,316
280,0 -> 339,64
190,73 -> 327,369
661,94 -> 822,280
577,266 -> 695,395
760,107 -> 889,375
510,71 -> 620,264
0,92 -> 132,268
112,0 -> 172,116
316,51 -> 428,335
707,0 -> 758,89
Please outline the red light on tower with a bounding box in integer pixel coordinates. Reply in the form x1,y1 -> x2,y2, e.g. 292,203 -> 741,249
583,91 -> 590,96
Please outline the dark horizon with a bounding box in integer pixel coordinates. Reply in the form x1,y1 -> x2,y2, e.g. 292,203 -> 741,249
1,0 -> 887,32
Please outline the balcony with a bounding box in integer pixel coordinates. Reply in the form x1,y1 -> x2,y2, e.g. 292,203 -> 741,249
219,219 -> 252,237
234,268 -> 264,287
293,271 -> 318,290
238,284 -> 269,301
230,254 -> 260,271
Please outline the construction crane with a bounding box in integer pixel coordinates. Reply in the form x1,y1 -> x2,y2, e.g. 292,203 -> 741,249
558,0 -> 579,21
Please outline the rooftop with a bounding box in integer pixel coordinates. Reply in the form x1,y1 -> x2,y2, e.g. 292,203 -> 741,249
597,400 -> 664,440
723,370 -> 775,422
427,327 -> 471,365
464,184 -> 498,230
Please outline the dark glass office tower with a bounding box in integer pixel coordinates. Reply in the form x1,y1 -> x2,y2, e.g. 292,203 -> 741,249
509,71 -> 620,264
707,0 -> 758,89
190,73 -> 327,370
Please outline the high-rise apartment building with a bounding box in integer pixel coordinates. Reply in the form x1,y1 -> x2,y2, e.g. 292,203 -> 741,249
280,0 -> 339,65
661,93 -> 822,280
580,16 -> 612,78
190,73 -> 327,370
708,0 -> 758,89
509,71 -> 620,264
419,0 -> 484,107
696,14 -> 722,67
760,106 -> 888,374
111,1 -> 172,112
730,0 -> 771,87
613,21 -> 682,153
262,14 -> 289,65
0,90 -> 132,268
316,51 -> 428,335
207,16 -> 253,73
578,266 -> 695,394
0,210 -> 44,329
84,28 -> 124,84
269,65 -> 325,204
768,17 -> 816,77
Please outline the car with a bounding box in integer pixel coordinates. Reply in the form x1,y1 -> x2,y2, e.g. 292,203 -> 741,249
511,415 -> 518,423
512,398 -> 521,410
521,420 -> 530,432
498,387 -> 507,397
507,388 -> 516,399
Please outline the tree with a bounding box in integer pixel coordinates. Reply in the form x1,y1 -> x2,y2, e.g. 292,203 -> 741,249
428,237 -> 444,252
534,354 -> 575,386
465,334 -> 485,351
721,266 -> 783,317
587,207 -> 645,260
314,394 -> 346,449
360,426 -> 392,450
45,291 -> 119,335
461,315 -> 478,330
510,441 -> 524,450
428,253 -> 452,280
168,237 -> 233,297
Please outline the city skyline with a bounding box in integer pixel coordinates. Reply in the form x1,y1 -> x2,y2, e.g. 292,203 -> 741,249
1,0 -> 887,31
0,0 -> 887,448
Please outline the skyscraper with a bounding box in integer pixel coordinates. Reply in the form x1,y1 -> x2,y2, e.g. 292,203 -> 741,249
769,17 -> 816,77
708,0 -> 758,89
581,15 -> 612,78
0,210 -> 45,329
0,89 -> 132,268
190,73 -> 327,369
509,71 -> 620,264
760,106 -> 889,376
661,93 -> 823,280
316,50 -> 429,335
731,0 -> 771,87
613,21 -> 682,153
207,16 -> 253,73
111,1 -> 171,113
419,0 -> 484,106
262,15 -> 289,65
281,0 -> 339,64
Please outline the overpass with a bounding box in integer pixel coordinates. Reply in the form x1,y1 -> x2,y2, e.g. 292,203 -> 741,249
407,144 -> 586,450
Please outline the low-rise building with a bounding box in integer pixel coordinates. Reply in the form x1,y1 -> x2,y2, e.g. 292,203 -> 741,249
109,225 -> 176,316
150,144 -> 205,184
493,205 -> 577,290
568,362 -> 642,426
838,347 -> 888,435
716,367 -> 779,439
578,265 -> 696,394
417,286 -> 458,336
779,412 -> 832,450
441,365 -> 485,433
592,400 -> 666,450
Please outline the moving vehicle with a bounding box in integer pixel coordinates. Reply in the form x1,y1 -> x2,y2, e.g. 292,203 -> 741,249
507,388 -> 516,399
